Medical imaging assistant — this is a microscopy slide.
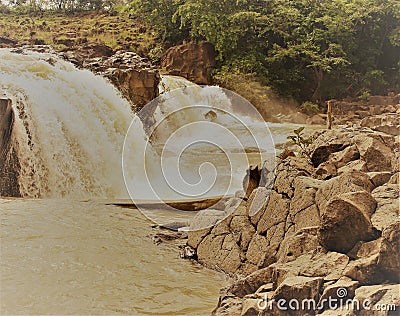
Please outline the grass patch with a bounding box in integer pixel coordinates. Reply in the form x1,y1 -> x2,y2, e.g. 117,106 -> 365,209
0,11 -> 157,56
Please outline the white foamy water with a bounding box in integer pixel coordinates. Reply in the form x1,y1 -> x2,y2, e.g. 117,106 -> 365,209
0,49 -> 146,198
1,50 -> 275,200
124,75 -> 275,201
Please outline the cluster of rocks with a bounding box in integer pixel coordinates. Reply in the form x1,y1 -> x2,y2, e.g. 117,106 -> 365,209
8,43 -> 160,112
183,108 -> 399,315
329,95 -> 400,126
61,44 -> 160,111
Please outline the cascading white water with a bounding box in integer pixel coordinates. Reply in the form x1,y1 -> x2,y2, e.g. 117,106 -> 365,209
1,49 -> 281,201
123,75 -> 275,201
0,49 -> 148,198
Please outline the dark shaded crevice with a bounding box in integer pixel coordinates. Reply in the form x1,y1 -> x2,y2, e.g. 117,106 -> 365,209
311,144 -> 347,167
0,98 -> 21,197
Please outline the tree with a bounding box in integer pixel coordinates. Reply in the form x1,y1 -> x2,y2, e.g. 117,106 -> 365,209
129,0 -> 399,101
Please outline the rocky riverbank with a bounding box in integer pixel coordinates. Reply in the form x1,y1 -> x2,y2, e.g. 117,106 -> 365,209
182,106 -> 399,315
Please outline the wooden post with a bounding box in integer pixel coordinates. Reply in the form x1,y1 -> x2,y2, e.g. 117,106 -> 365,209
327,100 -> 333,129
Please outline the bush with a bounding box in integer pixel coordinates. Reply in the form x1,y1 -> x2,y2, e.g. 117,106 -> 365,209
300,101 -> 319,115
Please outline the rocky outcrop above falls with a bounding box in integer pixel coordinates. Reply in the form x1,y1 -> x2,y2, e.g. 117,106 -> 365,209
161,42 -> 217,85
183,111 -> 399,315
62,46 -> 160,111
0,98 -> 20,197
13,44 -> 160,112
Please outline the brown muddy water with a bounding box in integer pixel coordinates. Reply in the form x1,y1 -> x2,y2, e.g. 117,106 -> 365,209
0,198 -> 229,315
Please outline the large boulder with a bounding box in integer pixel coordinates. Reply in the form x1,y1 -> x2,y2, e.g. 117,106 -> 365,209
61,42 -> 114,62
257,191 -> 290,235
197,233 -> 243,273
276,227 -> 321,263
318,191 -> 377,253
289,176 -> 322,232
309,130 -> 352,167
212,296 -> 243,316
90,51 -> 160,111
269,251 -> 350,286
65,49 -> 160,111
187,209 -> 225,248
360,113 -> 400,136
371,183 -> 399,231
314,145 -> 360,179
354,135 -> 394,172
271,276 -> 324,315
248,187 -> 271,224
318,277 -> 359,312
224,267 -> 274,298
273,157 -> 315,198
246,233 -> 276,269
344,222 -> 400,284
161,42 -> 217,85
315,171 -> 374,213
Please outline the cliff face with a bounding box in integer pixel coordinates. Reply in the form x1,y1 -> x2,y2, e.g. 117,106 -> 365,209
185,107 -> 400,315
161,42 -> 217,85
0,98 -> 20,197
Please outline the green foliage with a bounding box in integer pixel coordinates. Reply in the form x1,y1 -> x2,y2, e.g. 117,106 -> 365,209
128,0 -> 187,43
128,0 -> 399,102
3,0 -> 399,102
148,44 -> 164,64
287,127 -> 314,160
300,101 -> 319,115
358,89 -> 371,102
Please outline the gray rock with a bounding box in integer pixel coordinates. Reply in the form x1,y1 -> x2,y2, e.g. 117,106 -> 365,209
318,277 -> 359,312
271,276 -> 324,314
353,284 -> 400,316
187,209 -> 225,248
344,222 -> 400,284
318,191 -> 376,253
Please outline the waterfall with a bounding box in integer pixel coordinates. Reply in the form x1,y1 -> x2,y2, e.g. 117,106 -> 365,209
0,49 -> 148,198
1,49 -> 276,201
123,75 -> 275,201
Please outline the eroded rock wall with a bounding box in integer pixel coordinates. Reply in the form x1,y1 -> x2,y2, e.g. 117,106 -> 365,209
0,98 -> 20,197
161,42 -> 217,85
